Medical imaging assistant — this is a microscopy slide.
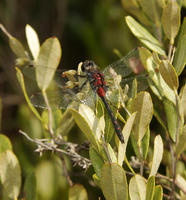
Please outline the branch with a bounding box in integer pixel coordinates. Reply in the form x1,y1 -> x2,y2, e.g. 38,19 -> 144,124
19,130 -> 91,169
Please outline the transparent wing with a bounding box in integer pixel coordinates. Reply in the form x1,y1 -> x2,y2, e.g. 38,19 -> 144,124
103,48 -> 148,91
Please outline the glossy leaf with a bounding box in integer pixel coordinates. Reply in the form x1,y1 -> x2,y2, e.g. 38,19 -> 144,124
89,146 -> 104,178
176,125 -> 186,156
173,34 -> 186,75
0,134 -> 12,153
149,135 -> 163,177
36,37 -> 61,91
146,176 -> 155,200
131,92 -> 153,142
24,172 -> 36,200
70,105 -> 101,148
0,150 -> 21,199
16,67 -> 42,121
117,112 -> 136,166
69,184 -> 88,200
129,174 -> 146,200
25,24 -> 40,60
9,36 -> 27,58
159,60 -> 179,90
125,16 -> 166,56
161,1 -> 180,44
153,185 -> 163,200
101,163 -> 128,200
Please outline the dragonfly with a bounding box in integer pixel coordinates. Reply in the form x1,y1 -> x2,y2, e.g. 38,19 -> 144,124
20,48 -> 148,143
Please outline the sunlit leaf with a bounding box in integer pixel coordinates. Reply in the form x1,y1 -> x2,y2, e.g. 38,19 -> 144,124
70,105 -> 101,148
25,24 -> 40,60
107,144 -> 117,163
129,174 -> 146,200
146,176 -> 155,200
0,134 -> 12,153
131,92 -> 153,142
117,112 -> 136,166
125,16 -> 166,56
69,184 -> 88,200
161,1 -> 180,44
0,150 -> 21,199
89,146 -> 104,178
175,174 -> 186,193
36,37 -> 61,91
149,135 -> 163,177
101,163 -> 128,200
16,67 -> 42,121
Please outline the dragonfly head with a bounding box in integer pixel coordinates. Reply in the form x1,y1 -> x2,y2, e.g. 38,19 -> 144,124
81,60 -> 96,72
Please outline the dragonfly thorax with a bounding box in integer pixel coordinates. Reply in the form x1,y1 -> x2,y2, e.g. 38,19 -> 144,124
81,60 -> 97,72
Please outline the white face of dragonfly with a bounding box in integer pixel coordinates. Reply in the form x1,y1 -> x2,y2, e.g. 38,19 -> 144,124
81,60 -> 98,73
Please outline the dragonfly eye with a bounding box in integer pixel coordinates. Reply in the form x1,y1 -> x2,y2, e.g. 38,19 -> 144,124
82,60 -> 95,72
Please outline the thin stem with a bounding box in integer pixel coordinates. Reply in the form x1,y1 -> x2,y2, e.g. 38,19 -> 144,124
0,24 -> 13,38
42,90 -> 54,138
61,158 -> 73,187
168,43 -> 173,61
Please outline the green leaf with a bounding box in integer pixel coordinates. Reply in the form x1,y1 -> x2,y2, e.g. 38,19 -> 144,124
36,37 -> 61,91
161,1 -> 181,44
146,176 -> 155,200
0,150 -> 21,199
149,135 -> 163,177
24,172 -> 36,200
25,24 -> 40,60
121,0 -> 151,26
9,36 -> 27,58
101,163 -> 128,200
107,144 -> 117,163
129,174 -> 146,200
180,84 -> 186,123
176,125 -> 186,156
0,98 -> 2,130
163,98 -> 178,141
16,67 -> 42,121
153,185 -> 163,200
0,134 -> 12,153
131,92 -> 153,142
130,127 -> 150,160
159,60 -> 179,90
175,174 -> 186,193
125,16 -> 166,56
89,146 -> 104,178
173,34 -> 186,75
173,17 -> 186,75
117,112 -> 136,166
138,0 -> 162,26
70,105 -> 101,148
69,184 -> 88,200
139,47 -> 176,104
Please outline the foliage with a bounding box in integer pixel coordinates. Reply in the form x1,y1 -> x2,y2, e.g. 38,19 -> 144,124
0,0 -> 186,200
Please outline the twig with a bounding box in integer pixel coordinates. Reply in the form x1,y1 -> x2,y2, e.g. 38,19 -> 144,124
42,90 -> 54,138
19,130 -> 91,169
0,24 -> 13,39
168,43 -> 173,61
